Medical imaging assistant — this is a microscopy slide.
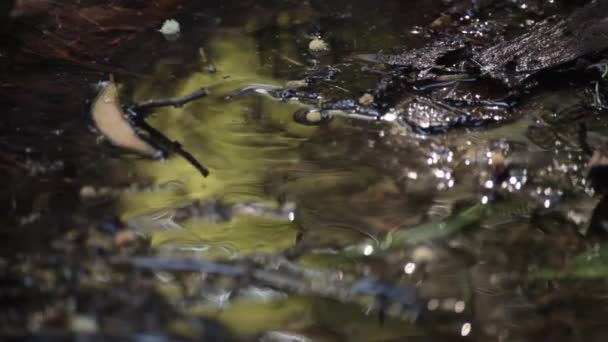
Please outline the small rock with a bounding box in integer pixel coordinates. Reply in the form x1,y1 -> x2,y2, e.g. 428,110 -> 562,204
80,186 -> 96,199
285,79 -> 308,89
308,38 -> 329,53
358,93 -> 375,106
159,19 -> 180,41
70,315 -> 98,334
411,245 -> 436,263
293,108 -> 332,126
114,230 -> 137,248
430,14 -> 453,31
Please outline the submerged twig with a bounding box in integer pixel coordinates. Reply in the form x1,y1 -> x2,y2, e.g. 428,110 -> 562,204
91,76 -> 210,177
321,81 -> 350,94
123,257 -> 246,276
412,77 -> 476,91
272,50 -> 305,67
129,87 -> 210,111
111,255 -> 421,317
133,118 -> 210,177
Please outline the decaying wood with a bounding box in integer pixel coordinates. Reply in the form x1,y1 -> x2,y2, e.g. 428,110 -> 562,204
477,0 -> 608,85
364,0 -> 608,86
358,40 -> 467,72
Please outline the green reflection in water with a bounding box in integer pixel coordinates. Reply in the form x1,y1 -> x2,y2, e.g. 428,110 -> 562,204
122,32 -> 315,218
118,26 -> 395,262
111,23 -> 419,338
151,216 -> 296,258
536,242 -> 608,279
187,296 -> 421,341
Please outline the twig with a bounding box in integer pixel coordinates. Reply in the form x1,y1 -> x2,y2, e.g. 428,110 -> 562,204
321,81 -> 350,93
469,58 -> 493,74
134,119 -> 210,177
272,50 -> 305,67
123,257 -> 246,276
129,88 -> 210,111
111,256 -> 420,314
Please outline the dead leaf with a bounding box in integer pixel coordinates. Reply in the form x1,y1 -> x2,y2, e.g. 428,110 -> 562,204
91,75 -> 160,158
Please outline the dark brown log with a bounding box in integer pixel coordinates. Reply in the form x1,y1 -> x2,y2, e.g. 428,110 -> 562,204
477,0 -> 608,85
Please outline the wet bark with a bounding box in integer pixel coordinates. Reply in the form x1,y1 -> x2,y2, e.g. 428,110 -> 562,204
372,0 -> 608,86
477,0 -> 608,85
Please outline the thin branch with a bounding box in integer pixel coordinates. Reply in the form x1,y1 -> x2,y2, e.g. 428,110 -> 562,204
135,119 -> 210,177
123,257 -> 246,276
129,87 -> 210,111
111,256 -> 420,315
272,49 -> 305,67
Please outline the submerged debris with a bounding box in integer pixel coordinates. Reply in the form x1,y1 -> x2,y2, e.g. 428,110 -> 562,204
360,0 -> 608,88
159,18 -> 180,40
361,39 -> 467,72
477,0 -> 608,86
126,199 -> 296,231
114,255 -> 422,319
308,38 -> 329,53
358,93 -> 375,106
272,0 -> 607,134
91,75 -> 210,177
293,108 -> 333,126
429,14 -> 454,31
284,79 -> 308,90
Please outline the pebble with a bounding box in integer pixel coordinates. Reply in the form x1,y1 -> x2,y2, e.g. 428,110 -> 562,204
285,80 -> 308,89
308,38 -> 329,52
358,93 -> 375,106
80,186 -> 96,199
70,315 -> 98,334
159,19 -> 180,41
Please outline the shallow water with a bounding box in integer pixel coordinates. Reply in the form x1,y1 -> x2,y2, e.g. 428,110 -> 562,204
3,0 -> 608,341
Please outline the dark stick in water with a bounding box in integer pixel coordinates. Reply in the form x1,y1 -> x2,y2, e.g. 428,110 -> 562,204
110,256 -> 421,316
129,87 -> 210,111
132,114 -> 210,177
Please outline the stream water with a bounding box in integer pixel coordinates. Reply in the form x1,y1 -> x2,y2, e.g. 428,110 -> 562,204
2,0 -> 608,341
